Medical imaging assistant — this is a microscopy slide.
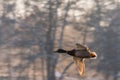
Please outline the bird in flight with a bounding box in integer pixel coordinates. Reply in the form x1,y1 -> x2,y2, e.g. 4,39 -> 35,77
55,43 -> 97,76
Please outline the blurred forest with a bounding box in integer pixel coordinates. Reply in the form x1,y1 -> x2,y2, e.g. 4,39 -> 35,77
0,0 -> 120,80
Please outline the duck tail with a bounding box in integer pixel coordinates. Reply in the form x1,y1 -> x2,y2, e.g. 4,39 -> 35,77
55,49 -> 67,53
90,52 -> 97,59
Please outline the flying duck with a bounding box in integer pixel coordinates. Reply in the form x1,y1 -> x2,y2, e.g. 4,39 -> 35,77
55,43 -> 97,76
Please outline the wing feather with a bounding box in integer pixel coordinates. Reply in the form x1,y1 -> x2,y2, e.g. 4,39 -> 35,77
73,57 -> 85,76
76,43 -> 87,50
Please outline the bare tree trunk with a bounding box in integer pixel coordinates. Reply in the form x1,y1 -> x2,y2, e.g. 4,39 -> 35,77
46,25 -> 57,80
59,0 -> 71,48
7,53 -> 12,80
41,57 -> 45,80
33,62 -> 36,80
45,0 -> 58,80
82,26 -> 88,45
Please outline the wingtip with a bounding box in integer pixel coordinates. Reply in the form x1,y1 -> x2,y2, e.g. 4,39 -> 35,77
79,71 -> 84,76
73,57 -> 85,77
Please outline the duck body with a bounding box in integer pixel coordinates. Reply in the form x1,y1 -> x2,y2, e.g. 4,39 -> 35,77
55,49 -> 96,59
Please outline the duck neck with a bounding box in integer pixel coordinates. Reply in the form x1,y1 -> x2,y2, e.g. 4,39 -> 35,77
67,49 -> 76,56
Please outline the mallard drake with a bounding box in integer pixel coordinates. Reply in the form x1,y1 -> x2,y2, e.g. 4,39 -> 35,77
55,43 -> 97,76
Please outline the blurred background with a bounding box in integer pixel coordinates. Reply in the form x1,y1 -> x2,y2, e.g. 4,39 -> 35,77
0,0 -> 120,80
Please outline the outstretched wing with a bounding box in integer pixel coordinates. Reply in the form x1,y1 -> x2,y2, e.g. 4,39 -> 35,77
76,43 -> 88,50
73,57 -> 85,76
